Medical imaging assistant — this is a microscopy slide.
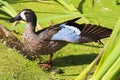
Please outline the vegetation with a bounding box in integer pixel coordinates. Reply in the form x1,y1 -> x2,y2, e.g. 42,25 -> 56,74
0,0 -> 120,80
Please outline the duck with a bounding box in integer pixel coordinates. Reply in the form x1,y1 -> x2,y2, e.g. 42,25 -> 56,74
8,9 -> 112,68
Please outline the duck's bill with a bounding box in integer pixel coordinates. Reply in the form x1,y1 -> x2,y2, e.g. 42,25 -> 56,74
8,15 -> 22,23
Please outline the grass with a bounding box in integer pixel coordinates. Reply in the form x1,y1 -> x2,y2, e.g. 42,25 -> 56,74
0,0 -> 110,80
0,42 -> 102,80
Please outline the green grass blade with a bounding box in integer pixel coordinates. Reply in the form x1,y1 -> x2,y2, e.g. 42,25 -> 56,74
56,0 -> 91,23
75,60 -> 95,80
92,17 -> 120,80
94,40 -> 120,80
102,56 -> 120,80
56,0 -> 78,11
75,47 -> 105,80
0,0 -> 17,17
1,6 -> 15,17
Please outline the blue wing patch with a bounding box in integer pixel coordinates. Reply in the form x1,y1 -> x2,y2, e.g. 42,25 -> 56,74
51,23 -> 81,43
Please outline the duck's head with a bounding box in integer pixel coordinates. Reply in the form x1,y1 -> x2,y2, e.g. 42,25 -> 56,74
8,9 -> 37,26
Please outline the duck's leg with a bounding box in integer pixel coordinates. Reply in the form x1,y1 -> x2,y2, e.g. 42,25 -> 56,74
39,53 -> 53,68
48,53 -> 53,66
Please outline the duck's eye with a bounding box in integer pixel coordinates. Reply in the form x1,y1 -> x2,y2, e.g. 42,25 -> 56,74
24,12 -> 28,15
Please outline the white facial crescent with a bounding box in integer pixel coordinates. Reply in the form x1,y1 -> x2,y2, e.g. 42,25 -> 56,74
20,11 -> 26,21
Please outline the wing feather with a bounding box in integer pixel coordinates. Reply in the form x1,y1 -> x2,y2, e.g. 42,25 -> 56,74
79,24 -> 112,43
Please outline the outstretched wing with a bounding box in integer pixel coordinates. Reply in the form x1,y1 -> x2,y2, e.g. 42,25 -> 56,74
51,23 -> 112,44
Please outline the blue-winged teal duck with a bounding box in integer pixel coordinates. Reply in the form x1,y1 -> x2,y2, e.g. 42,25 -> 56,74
8,9 -> 112,68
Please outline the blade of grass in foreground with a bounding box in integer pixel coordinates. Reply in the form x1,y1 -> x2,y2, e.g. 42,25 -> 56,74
56,0 -> 78,11
75,46 -> 105,80
102,56 -> 120,80
56,0 -> 91,23
0,0 -> 17,17
92,17 -> 120,80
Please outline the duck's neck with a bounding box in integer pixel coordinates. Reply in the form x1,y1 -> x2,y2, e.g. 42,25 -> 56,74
23,22 -> 36,36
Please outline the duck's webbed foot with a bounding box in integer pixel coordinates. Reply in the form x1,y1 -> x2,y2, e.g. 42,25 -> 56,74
38,53 -> 53,68
39,62 -> 52,68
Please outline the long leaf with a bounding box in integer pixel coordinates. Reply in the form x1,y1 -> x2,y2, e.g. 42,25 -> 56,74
102,57 -> 120,80
0,0 -> 17,17
56,0 -> 78,11
92,17 -> 120,80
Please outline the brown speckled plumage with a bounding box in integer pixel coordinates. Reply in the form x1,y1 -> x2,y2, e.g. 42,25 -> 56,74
23,24 -> 68,55
8,9 -> 112,67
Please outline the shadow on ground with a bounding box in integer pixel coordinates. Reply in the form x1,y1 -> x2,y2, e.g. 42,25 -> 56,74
53,53 -> 98,67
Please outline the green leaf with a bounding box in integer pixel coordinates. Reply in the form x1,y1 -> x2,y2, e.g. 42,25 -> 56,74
56,0 -> 78,11
102,56 -> 120,80
75,60 -> 96,80
0,0 -> 17,17
92,17 -> 120,80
